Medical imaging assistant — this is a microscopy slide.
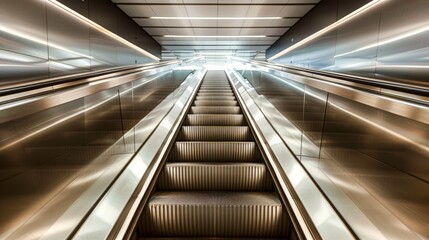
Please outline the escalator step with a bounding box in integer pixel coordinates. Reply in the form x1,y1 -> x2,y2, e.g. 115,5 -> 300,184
195,96 -> 236,101
141,192 -> 289,238
190,106 -> 241,114
184,114 -> 246,126
197,92 -> 234,97
178,126 -> 252,141
157,162 -> 273,191
169,142 -> 260,162
193,100 -> 238,106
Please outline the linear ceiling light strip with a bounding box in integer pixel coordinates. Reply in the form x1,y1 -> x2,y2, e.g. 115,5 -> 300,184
268,0 -> 382,61
48,0 -> 160,61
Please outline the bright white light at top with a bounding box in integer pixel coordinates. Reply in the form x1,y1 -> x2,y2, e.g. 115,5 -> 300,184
150,17 -> 283,20
163,35 -> 267,38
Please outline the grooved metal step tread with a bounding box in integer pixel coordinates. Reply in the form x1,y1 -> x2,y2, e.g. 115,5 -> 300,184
141,192 -> 288,238
169,142 -> 260,162
197,93 -> 234,96
193,100 -> 238,106
184,114 -> 246,126
195,96 -> 236,101
157,162 -> 273,191
190,106 -> 241,114
178,126 -> 252,141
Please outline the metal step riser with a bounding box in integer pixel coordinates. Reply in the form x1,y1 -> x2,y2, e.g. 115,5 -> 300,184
190,107 -> 241,114
141,193 -> 289,238
169,142 -> 260,162
193,101 -> 238,106
198,91 -> 233,94
184,115 -> 246,126
198,92 -> 235,95
178,126 -> 252,141
196,96 -> 236,101
157,163 -> 273,191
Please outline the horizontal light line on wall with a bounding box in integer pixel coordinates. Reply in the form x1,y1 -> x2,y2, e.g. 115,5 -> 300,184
48,0 -> 160,61
163,35 -> 267,38
268,0 -> 383,61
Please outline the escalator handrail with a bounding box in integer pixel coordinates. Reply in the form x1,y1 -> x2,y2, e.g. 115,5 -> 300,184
245,60 -> 429,98
0,60 -> 181,97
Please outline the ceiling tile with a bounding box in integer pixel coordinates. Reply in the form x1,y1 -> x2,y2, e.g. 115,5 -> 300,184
218,6 -> 250,17
113,0 -> 320,55
279,5 -> 315,17
185,6 -> 218,17
246,6 -> 283,17
150,5 -> 189,17
134,18 -> 164,27
117,5 -> 156,17
166,28 -> 195,35
143,28 -> 169,35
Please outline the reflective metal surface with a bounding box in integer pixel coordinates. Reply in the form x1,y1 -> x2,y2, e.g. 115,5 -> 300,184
0,0 -> 159,87
268,0 -> 429,89
227,69 -> 355,240
237,69 -> 429,239
72,67 -> 206,240
0,68 -> 194,239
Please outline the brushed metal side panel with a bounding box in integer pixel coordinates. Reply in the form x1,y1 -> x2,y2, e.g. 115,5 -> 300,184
334,3 -> 381,77
0,50 -> 49,87
0,69 -> 190,239
0,0 -> 49,84
375,0 -> 429,87
89,28 -> 118,70
46,2 -> 91,76
0,0 -> 48,59
319,94 -> 429,238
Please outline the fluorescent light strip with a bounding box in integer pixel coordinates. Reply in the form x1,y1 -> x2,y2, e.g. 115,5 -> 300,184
48,0 -> 160,61
151,17 -> 282,20
164,35 -> 266,38
268,0 -> 382,61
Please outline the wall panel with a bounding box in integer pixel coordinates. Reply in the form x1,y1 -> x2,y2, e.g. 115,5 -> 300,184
0,0 -> 160,88
267,0 -> 429,88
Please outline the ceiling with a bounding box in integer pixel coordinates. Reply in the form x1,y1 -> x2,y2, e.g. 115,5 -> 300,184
112,0 -> 320,60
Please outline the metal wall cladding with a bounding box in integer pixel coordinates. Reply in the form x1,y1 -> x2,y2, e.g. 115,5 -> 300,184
0,0 -> 49,86
242,70 -> 429,239
0,0 -> 159,87
268,0 -> 429,88
0,70 -> 190,238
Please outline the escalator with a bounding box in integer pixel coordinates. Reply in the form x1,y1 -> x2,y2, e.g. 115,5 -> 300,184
134,70 -> 292,239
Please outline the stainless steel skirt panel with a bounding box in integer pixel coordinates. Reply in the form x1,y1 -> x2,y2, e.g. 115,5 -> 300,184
157,163 -> 273,191
141,192 -> 288,238
184,114 -> 246,126
178,126 -> 252,141
169,142 -> 260,162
